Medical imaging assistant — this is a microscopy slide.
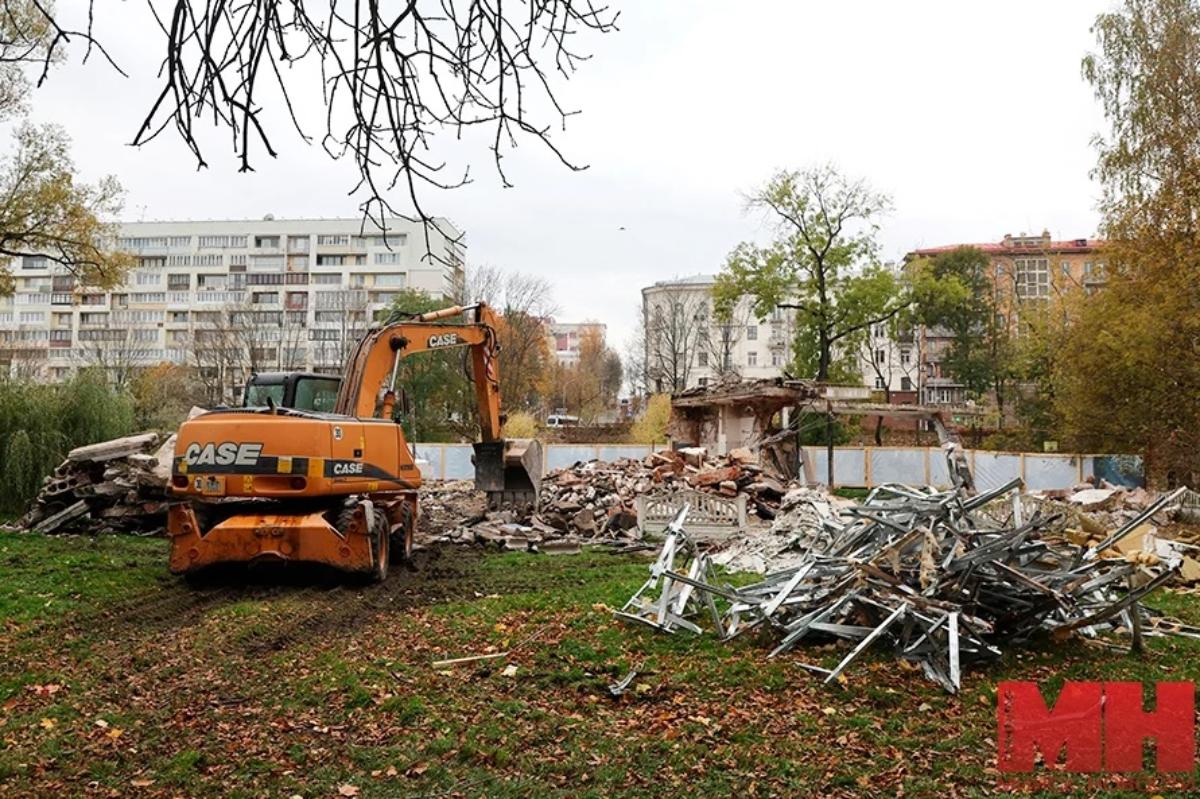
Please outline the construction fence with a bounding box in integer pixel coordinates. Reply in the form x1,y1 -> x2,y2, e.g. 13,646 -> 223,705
412,443 -> 1144,491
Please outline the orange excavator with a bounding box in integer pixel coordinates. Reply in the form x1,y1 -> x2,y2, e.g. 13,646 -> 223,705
166,303 -> 541,580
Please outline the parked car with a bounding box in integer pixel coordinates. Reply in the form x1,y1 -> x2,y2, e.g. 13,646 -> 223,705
545,414 -> 580,428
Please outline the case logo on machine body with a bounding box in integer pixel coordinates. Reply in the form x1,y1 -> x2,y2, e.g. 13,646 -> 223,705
182,442 -> 264,467
427,332 -> 461,349
332,461 -> 364,475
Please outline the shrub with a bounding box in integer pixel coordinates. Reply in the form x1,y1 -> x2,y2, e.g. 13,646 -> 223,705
0,370 -> 135,515
629,394 -> 671,444
502,411 -> 539,438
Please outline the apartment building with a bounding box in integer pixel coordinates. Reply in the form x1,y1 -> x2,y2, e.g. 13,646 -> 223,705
547,320 -> 606,366
0,216 -> 465,399
906,231 -> 1106,405
641,275 -> 794,392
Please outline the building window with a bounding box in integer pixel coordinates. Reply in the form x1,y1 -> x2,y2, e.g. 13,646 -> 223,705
317,234 -> 350,246
168,236 -> 192,248
1061,260 -> 1071,277
375,252 -> 401,265
874,348 -> 885,364
197,235 -> 247,249
135,271 -> 162,286
746,324 -> 757,341
254,235 -> 280,249
771,351 -> 782,367
698,377 -> 709,388
901,376 -> 912,391
747,351 -> 757,367
288,235 -> 310,251
698,351 -> 708,367
900,349 -> 911,365
874,377 -> 885,389
252,292 -> 279,305
369,234 -> 407,247
313,273 -> 342,285
1014,258 -> 1049,299
375,273 -> 406,287
317,255 -> 345,266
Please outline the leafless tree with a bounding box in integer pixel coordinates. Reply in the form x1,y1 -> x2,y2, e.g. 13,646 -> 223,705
643,284 -> 706,393
188,304 -> 252,405
704,300 -> 750,380
17,1 -> 618,253
461,264 -> 557,411
74,324 -> 157,389
856,320 -> 920,444
624,304 -> 650,398
311,287 -> 372,373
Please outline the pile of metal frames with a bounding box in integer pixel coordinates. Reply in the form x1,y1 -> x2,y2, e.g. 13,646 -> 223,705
616,482 -> 1200,692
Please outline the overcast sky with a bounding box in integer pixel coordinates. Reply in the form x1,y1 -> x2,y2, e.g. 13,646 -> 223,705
25,1 -> 1112,353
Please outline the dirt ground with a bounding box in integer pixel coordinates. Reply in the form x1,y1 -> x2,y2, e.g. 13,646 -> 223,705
4,504 -> 1200,797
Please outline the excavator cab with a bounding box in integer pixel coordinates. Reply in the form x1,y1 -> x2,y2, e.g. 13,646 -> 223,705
243,372 -> 342,412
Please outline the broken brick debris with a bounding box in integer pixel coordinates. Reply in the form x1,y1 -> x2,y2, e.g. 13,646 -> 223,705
17,433 -> 175,536
427,448 -> 788,551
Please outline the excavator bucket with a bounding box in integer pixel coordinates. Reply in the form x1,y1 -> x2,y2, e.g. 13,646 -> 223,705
473,438 -> 543,509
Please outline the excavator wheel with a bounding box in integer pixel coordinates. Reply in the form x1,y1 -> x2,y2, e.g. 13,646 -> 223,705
391,501 -> 415,563
336,502 -> 389,582
370,509 -> 389,582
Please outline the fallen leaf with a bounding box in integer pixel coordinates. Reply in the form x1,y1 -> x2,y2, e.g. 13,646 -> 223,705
385,765 -> 398,777
338,785 -> 359,797
821,707 -> 837,717
94,718 -> 109,729
131,778 -> 153,787
39,717 -> 55,730
501,664 -> 518,678
107,728 -> 124,739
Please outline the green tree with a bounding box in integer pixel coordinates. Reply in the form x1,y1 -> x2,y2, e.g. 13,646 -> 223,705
0,369 -> 134,514
713,166 -> 910,382
0,3 -> 131,295
1051,0 -> 1200,484
909,246 -> 1023,420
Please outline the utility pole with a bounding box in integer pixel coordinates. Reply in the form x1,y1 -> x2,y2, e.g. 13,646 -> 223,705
826,397 -> 835,488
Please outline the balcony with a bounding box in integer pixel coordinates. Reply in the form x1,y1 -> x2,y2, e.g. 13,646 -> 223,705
195,290 -> 247,305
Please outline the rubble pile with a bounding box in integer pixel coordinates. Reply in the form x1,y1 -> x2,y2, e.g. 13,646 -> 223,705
436,446 -> 788,549
18,433 -> 174,536
616,480 -> 1200,693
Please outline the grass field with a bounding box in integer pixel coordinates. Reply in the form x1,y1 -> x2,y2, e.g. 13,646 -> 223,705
2,530 -> 1200,797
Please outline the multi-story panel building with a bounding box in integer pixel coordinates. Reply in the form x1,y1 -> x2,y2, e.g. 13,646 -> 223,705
547,320 -> 606,366
0,216 -> 465,400
641,275 -> 794,392
905,231 -> 1105,405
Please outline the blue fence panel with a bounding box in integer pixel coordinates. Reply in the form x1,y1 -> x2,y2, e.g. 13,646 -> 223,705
871,448 -> 925,485
972,452 -> 1022,492
443,445 -> 475,480
929,448 -> 952,488
545,445 -> 600,471
411,444 -> 445,480
1024,455 -> 1081,492
596,445 -> 653,464
833,448 -> 866,486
